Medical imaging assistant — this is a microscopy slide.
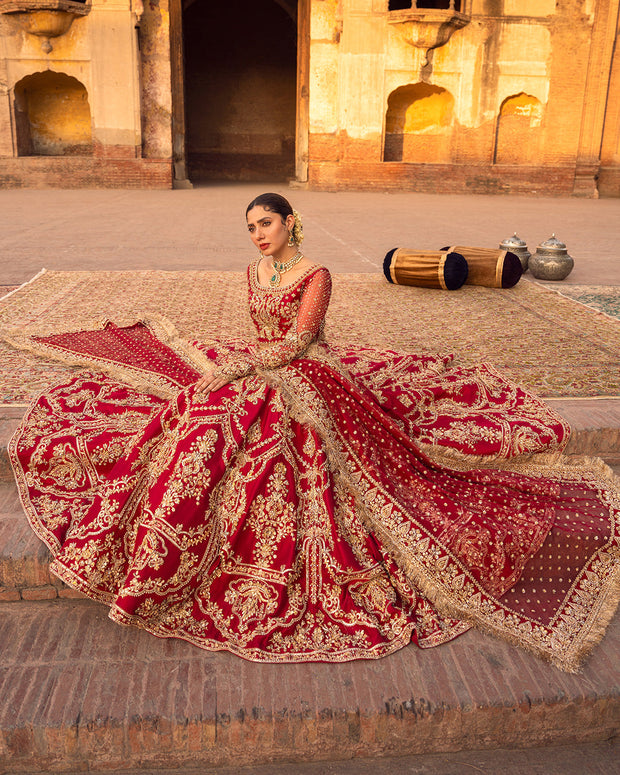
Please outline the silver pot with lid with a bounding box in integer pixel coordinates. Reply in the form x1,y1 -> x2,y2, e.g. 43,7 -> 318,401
529,234 -> 574,281
499,233 -> 530,272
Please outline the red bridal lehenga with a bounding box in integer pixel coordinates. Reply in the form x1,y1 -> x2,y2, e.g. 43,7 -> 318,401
7,262 -> 620,671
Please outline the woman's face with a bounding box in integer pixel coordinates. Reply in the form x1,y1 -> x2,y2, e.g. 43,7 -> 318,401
247,205 -> 294,258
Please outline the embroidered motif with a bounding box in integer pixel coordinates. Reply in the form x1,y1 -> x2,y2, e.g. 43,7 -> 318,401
8,263 -> 620,671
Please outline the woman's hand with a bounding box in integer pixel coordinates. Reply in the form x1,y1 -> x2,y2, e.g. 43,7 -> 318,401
194,366 -> 231,394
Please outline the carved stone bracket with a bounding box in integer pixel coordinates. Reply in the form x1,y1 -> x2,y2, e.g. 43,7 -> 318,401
389,10 -> 470,63
0,0 -> 90,53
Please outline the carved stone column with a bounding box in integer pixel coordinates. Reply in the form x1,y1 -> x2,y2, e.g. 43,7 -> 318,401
573,0 -> 620,197
295,0 -> 310,183
0,57 -> 12,157
168,0 -> 191,188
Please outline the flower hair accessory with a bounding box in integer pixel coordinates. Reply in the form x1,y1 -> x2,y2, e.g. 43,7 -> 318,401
291,209 -> 304,246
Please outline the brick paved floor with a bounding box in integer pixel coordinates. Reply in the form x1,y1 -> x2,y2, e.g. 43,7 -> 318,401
58,738 -> 620,775
1,597 -> 618,772
1,185 -> 619,285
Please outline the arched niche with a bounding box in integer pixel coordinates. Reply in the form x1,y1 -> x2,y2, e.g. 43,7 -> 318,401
384,82 -> 454,163
494,92 -> 543,165
13,71 -> 93,156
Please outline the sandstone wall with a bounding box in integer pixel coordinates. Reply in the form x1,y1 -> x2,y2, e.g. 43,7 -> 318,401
0,0 -> 171,188
0,0 -> 617,195
306,0 -> 620,197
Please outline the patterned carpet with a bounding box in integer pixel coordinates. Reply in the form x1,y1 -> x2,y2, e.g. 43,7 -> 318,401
1,270 -> 619,405
547,284 -> 620,321
0,285 -> 19,297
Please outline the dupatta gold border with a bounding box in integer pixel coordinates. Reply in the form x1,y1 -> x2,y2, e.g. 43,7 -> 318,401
263,363 -> 620,673
1,313 -> 213,399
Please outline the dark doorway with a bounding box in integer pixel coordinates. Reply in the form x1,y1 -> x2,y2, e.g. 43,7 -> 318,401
183,0 -> 298,182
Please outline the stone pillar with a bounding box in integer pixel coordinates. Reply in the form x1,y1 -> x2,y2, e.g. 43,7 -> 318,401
295,0 -> 310,182
573,0 -> 620,197
89,0 -> 142,154
598,9 -> 620,196
0,50 -> 13,156
139,0 -> 173,162
337,0 -> 385,162
168,0 -> 191,188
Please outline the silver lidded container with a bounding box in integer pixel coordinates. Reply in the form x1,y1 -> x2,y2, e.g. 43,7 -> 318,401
529,234 -> 574,281
499,233 -> 530,272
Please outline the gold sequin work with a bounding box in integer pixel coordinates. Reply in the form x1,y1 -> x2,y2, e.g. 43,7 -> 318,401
8,261 -> 620,671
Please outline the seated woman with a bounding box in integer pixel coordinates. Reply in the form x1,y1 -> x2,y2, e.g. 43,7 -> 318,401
9,192 -> 620,671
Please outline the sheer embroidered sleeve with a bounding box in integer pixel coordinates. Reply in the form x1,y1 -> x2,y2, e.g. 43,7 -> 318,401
256,267 -> 331,370
220,268 -> 332,379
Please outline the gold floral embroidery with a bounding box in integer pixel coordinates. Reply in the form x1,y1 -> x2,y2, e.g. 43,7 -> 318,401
8,262 -> 620,672
224,579 -> 280,631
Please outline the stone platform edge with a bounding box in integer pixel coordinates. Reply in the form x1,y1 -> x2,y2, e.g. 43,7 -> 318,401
1,598 -> 619,774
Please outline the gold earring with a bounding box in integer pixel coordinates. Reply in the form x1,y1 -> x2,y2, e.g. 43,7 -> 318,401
287,232 -> 295,247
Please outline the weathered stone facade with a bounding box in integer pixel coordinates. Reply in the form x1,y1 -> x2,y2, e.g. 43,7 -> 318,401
0,0 -> 618,195
0,0 -> 172,187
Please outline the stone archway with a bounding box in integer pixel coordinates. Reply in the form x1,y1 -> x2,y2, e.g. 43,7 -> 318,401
384,83 -> 454,163
13,71 -> 93,157
178,0 -> 304,184
494,93 -> 544,165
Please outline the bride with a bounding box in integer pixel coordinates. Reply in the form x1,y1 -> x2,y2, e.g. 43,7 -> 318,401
10,192 -> 620,670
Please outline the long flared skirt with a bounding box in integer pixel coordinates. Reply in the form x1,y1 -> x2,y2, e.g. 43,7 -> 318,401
9,337 -> 620,671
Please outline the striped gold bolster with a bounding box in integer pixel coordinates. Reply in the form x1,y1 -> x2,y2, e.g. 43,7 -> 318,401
444,246 -> 520,288
390,249 -> 450,290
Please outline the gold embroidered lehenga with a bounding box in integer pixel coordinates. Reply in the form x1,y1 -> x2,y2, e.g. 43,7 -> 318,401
8,261 -> 620,670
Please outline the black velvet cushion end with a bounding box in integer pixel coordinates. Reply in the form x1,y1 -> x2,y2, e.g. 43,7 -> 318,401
501,251 -> 523,288
444,252 -> 469,290
383,249 -> 398,283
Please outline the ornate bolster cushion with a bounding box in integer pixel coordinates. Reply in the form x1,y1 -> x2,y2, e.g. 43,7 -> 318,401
383,248 -> 468,290
440,246 -> 523,288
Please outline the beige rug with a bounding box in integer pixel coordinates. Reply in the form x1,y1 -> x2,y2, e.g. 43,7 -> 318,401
1,269 -> 619,405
